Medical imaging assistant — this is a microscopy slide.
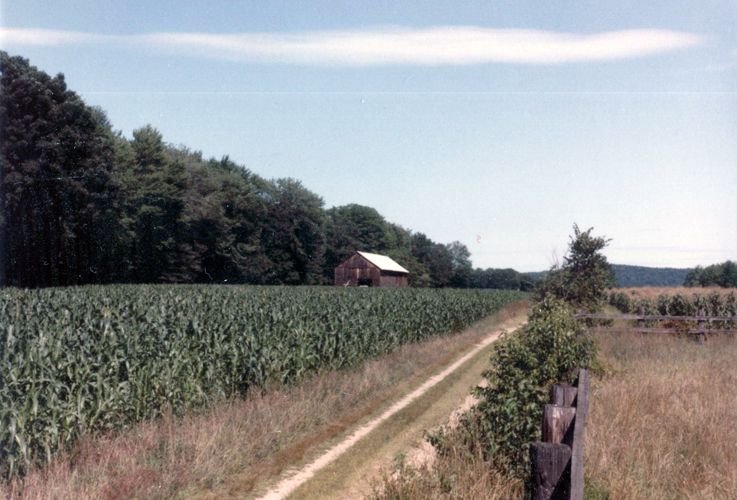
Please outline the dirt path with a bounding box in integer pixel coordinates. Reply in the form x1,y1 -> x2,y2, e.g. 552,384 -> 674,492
257,314 -> 526,500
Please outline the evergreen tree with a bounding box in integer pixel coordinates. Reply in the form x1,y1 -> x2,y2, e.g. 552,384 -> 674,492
120,125 -> 189,282
0,52 -> 123,287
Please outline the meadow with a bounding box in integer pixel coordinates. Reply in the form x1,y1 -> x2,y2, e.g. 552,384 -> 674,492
373,290 -> 737,500
586,330 -> 737,499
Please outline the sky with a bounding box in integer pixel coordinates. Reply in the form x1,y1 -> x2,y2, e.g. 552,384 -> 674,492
2,1 -> 736,271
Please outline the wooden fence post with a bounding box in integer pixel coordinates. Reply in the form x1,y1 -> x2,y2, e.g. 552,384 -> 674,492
530,442 -> 571,500
570,369 -> 590,500
697,308 -> 706,344
529,369 -> 590,500
550,383 -> 577,407
541,404 -> 576,445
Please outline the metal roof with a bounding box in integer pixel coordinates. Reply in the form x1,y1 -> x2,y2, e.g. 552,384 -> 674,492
356,251 -> 410,274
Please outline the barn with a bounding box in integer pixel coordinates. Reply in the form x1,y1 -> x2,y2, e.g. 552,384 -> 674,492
334,251 -> 409,287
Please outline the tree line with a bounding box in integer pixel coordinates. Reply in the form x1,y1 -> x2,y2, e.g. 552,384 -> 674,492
0,52 -> 533,290
684,261 -> 737,288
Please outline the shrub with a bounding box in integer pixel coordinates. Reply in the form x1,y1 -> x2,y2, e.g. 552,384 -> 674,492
535,225 -> 613,312
432,298 -> 596,476
608,291 -> 631,313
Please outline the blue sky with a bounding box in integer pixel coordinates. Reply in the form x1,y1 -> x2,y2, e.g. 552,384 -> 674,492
2,1 -> 736,271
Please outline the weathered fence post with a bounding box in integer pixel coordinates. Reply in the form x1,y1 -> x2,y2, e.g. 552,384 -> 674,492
529,370 -> 589,500
530,442 -> 571,500
697,308 -> 707,344
541,404 -> 576,445
570,369 -> 589,500
550,383 -> 577,407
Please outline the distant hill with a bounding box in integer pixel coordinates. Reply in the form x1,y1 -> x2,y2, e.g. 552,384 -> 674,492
523,264 -> 692,288
611,264 -> 691,287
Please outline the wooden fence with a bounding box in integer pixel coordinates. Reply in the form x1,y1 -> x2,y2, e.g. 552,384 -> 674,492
574,313 -> 737,341
529,368 -> 589,500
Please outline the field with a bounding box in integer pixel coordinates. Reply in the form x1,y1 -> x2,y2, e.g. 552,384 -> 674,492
613,286 -> 735,301
608,287 -> 737,320
586,330 -> 737,498
372,289 -> 737,499
0,284 -> 523,479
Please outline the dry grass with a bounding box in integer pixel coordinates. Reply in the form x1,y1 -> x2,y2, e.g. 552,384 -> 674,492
586,331 -> 737,499
614,286 -> 733,300
1,300 -> 529,500
372,314 -> 737,500
369,438 -> 522,500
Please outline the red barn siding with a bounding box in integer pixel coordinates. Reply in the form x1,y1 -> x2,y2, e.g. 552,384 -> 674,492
334,253 -> 408,287
378,273 -> 408,287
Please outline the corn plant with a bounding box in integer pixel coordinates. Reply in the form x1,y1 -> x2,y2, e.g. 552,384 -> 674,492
0,285 -> 524,478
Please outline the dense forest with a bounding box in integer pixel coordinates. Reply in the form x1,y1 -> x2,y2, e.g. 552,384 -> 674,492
610,264 -> 691,287
609,263 -> 736,288
0,51 -> 535,290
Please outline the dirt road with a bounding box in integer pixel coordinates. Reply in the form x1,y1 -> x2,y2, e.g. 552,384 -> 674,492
257,313 -> 526,500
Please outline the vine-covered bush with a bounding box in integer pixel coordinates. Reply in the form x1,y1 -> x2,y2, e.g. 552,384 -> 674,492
432,298 -> 596,476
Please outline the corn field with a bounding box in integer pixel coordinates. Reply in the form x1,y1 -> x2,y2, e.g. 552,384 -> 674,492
0,284 -> 523,478
608,289 -> 737,320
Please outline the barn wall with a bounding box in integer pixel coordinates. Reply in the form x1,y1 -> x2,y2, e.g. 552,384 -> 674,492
378,274 -> 408,288
335,254 -> 381,286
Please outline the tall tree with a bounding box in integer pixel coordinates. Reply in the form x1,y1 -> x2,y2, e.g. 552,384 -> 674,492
122,125 -> 188,282
411,233 -> 454,288
197,155 -> 271,283
447,241 -> 472,288
261,178 -> 326,284
0,52 -> 123,287
383,223 -> 429,287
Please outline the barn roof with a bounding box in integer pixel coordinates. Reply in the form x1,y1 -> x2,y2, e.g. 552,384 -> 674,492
356,251 -> 410,274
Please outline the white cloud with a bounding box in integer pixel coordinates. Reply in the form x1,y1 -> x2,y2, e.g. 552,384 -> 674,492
0,26 -> 703,66
0,28 -> 102,46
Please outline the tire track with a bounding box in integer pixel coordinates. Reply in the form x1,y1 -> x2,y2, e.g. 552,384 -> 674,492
257,321 -> 523,500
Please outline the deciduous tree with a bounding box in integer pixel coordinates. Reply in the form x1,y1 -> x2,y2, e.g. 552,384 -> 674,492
535,224 -> 614,311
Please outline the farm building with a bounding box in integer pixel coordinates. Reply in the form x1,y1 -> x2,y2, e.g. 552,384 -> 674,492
335,251 -> 409,287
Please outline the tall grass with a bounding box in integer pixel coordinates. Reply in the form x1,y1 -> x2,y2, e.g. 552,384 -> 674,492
370,437 -> 523,500
586,332 -> 737,499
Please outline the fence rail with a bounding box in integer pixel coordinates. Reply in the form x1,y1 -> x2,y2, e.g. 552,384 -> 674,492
588,327 -> 737,335
574,313 -> 735,321
574,313 -> 737,340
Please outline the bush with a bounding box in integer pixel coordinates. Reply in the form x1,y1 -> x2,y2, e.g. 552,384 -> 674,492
432,298 -> 596,477
608,291 -> 632,313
